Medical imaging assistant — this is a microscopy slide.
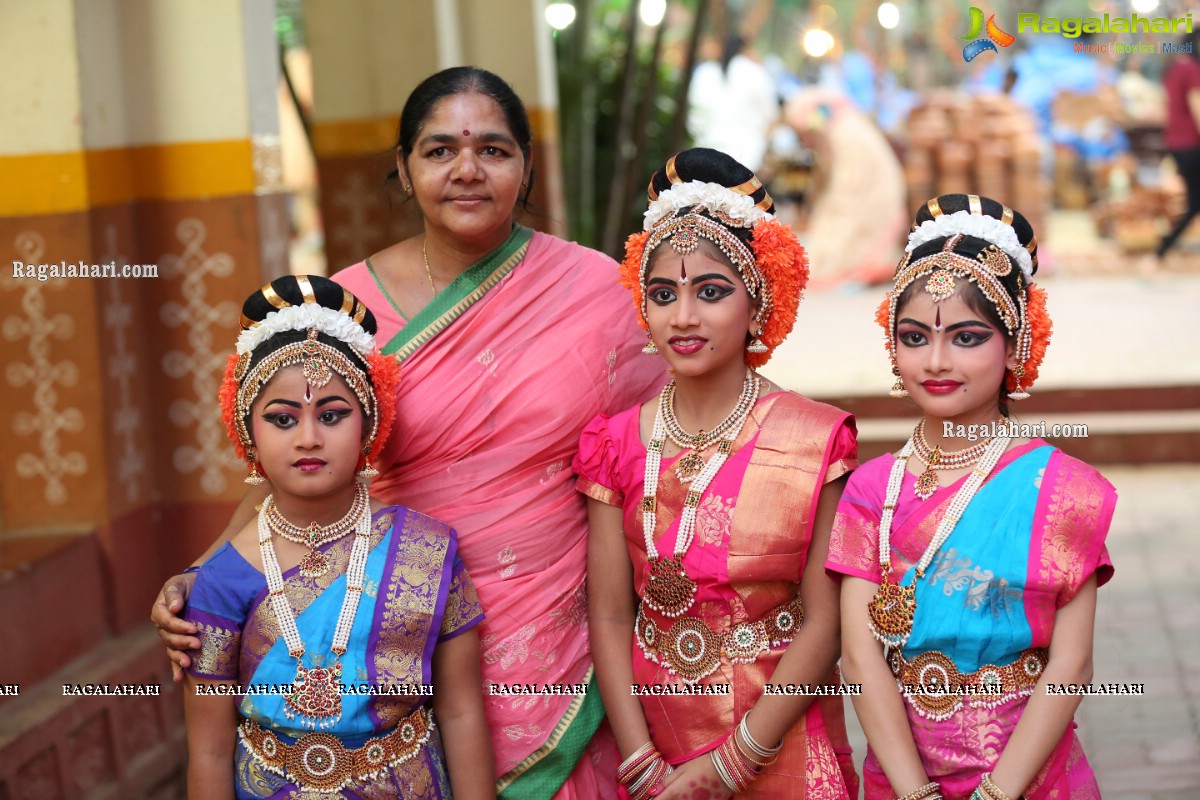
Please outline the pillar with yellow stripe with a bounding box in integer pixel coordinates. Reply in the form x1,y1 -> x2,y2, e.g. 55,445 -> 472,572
306,0 -> 566,271
0,1 -> 285,795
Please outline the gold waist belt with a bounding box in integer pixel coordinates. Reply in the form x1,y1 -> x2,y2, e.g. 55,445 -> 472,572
636,594 -> 805,684
887,646 -> 1048,721
238,706 -> 433,792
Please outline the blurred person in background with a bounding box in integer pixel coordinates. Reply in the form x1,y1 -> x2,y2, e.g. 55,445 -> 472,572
1155,30 -> 1200,264
688,35 -> 778,172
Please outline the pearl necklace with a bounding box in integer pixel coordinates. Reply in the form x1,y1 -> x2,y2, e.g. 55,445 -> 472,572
641,373 -> 760,618
259,489 -> 373,729
866,431 -> 1010,650
264,483 -> 370,578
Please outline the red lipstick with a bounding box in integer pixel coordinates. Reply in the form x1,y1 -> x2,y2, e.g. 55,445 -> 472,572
668,336 -> 707,355
922,380 -> 963,395
293,458 -> 326,473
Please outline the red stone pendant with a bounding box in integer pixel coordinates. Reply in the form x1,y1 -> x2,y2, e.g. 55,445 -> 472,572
644,557 -> 697,618
298,548 -> 330,579
285,660 -> 343,729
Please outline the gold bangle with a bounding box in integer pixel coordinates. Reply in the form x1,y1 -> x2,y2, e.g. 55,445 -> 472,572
980,773 -> 1019,800
897,781 -> 941,800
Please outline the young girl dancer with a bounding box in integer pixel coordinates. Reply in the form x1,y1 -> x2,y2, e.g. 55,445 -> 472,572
183,275 -> 494,798
576,148 -> 859,799
828,195 -> 1116,800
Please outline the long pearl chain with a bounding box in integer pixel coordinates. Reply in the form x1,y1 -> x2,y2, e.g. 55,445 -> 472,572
258,489 -> 373,659
642,374 -> 760,561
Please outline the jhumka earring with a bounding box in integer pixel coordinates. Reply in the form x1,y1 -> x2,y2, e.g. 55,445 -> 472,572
1008,365 -> 1030,401
245,448 -> 267,486
357,444 -> 380,481
641,334 -> 659,355
746,326 -> 768,354
889,367 -> 909,398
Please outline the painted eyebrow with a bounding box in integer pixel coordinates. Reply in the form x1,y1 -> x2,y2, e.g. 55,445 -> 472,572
646,277 -> 677,287
692,273 -> 736,284
897,317 -> 992,333
262,396 -> 353,409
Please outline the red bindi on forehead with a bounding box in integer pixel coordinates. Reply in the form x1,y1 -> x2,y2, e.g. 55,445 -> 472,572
463,129 -> 470,136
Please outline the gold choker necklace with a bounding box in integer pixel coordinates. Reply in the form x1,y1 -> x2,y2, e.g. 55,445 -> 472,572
264,483 -> 370,578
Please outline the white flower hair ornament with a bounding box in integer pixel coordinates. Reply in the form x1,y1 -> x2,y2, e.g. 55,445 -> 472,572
236,304 -> 377,358
643,180 -> 775,231
905,210 -> 1034,282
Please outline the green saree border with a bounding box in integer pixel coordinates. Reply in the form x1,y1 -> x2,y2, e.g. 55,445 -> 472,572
382,225 -> 534,361
495,669 -> 605,799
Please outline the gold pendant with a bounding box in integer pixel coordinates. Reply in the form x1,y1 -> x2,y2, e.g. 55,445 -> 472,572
298,548 -> 330,578
644,557 -> 697,618
674,450 -> 705,483
285,660 -> 343,729
867,581 -> 916,649
914,468 -> 940,500
914,445 -> 941,500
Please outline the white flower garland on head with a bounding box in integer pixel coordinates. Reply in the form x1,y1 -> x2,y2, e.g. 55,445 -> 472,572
905,210 -> 1034,281
236,304 -> 377,358
644,180 -> 774,231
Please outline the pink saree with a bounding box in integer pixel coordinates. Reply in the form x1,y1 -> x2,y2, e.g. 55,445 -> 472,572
334,227 -> 666,798
574,392 -> 861,799
827,442 -> 1116,800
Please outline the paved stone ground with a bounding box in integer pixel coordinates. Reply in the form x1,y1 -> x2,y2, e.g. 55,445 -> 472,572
837,465 -> 1200,798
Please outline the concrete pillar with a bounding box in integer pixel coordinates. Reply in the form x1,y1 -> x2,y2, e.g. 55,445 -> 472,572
0,1 -> 286,795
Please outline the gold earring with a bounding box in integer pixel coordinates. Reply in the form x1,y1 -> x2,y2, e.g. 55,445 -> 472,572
746,325 -> 768,354
357,444 -> 380,481
244,448 -> 267,485
1007,365 -> 1030,400
888,367 -> 908,398
641,334 -> 659,355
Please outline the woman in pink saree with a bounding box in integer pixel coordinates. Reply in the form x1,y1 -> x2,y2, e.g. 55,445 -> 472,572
578,148 -> 859,799
827,194 -> 1115,800
154,68 -> 663,798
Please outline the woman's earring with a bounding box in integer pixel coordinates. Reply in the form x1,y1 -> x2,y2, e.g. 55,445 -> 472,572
245,448 -> 267,485
888,367 -> 909,398
357,444 -> 380,481
641,334 -> 659,355
746,326 -> 768,354
1007,366 -> 1030,401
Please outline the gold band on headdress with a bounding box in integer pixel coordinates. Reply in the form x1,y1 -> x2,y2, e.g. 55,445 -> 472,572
339,288 -> 355,315
665,155 -> 682,185
296,275 -> 317,304
926,198 -> 943,218
1000,206 -> 1014,226
262,284 -> 290,311
967,195 -> 983,216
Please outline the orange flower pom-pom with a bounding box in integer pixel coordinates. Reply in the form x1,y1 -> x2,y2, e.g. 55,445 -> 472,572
1008,283 -> 1052,393
746,219 -> 808,368
619,230 -> 652,332
218,353 -> 249,461
366,350 -> 401,456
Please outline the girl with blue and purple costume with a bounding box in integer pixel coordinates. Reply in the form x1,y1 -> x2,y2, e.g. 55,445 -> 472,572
182,275 -> 494,799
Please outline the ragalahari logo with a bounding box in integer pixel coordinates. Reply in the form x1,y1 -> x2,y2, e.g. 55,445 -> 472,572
962,7 -> 1016,61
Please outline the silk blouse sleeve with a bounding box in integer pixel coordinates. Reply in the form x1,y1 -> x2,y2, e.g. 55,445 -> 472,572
824,416 -> 860,484
439,555 -> 485,641
824,455 -> 887,583
182,543 -> 261,681
572,412 -> 625,507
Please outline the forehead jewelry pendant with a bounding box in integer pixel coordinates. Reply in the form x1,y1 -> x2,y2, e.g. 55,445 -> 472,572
925,269 -> 956,303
